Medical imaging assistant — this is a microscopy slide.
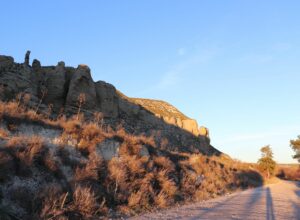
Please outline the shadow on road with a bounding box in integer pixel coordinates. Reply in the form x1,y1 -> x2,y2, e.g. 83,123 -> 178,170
266,187 -> 275,220
292,181 -> 300,218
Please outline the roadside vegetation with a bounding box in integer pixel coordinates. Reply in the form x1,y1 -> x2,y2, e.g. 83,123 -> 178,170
290,135 -> 300,164
257,145 -> 276,179
0,98 -> 264,219
276,165 -> 300,181
275,136 -> 300,181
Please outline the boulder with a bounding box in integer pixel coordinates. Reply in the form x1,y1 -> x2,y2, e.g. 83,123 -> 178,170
65,65 -> 98,113
95,81 -> 119,118
0,58 -> 38,100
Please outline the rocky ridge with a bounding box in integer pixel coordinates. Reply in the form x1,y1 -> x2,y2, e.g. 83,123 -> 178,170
0,51 -> 214,155
130,98 -> 209,136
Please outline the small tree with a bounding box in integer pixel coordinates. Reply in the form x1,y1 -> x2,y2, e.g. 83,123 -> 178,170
290,135 -> 300,164
77,93 -> 86,120
257,145 -> 276,179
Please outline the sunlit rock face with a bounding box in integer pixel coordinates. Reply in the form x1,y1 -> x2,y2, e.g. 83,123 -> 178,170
0,52 -> 216,156
126,97 -> 208,137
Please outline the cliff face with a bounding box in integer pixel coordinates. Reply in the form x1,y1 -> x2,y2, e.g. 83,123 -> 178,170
0,54 -> 119,118
130,98 -> 208,137
0,52 -> 215,155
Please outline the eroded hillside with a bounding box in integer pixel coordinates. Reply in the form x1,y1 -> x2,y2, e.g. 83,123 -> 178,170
0,52 -> 213,155
0,53 -> 263,219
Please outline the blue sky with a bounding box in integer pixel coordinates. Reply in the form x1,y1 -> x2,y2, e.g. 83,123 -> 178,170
2,0 -> 300,163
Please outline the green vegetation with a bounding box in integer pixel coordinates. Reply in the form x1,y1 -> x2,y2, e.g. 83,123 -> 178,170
290,135 -> 300,163
257,145 -> 276,179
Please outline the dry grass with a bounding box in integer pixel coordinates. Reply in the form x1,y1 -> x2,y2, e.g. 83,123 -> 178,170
71,185 -> 99,217
6,135 -> 44,166
0,99 -> 265,219
277,165 -> 300,181
0,128 -> 9,139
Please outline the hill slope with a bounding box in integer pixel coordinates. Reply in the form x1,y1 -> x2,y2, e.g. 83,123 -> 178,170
0,52 -> 263,219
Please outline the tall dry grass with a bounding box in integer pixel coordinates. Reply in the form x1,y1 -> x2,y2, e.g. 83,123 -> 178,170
0,99 -> 264,219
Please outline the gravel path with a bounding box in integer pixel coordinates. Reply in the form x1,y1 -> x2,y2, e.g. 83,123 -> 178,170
129,180 -> 300,220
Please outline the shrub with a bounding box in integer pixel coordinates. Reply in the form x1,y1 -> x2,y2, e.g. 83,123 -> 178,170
71,185 -> 98,217
0,128 -> 8,139
277,166 -> 300,181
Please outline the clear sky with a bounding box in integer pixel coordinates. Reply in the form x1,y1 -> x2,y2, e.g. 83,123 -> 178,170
2,1 -> 300,163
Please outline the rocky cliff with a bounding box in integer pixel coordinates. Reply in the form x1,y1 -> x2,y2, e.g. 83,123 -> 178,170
0,51 -> 215,155
0,53 -> 119,118
129,98 -> 209,136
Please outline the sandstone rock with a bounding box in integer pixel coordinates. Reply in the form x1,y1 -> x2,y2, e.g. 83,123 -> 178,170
95,81 -> 119,118
199,126 -> 209,137
32,59 -> 42,73
118,97 -> 141,116
163,116 -> 177,126
176,117 -> 183,128
0,55 -> 14,70
182,119 -> 199,136
24,50 -> 31,66
0,59 -> 38,100
43,62 -> 67,111
128,98 -> 206,137
65,65 -> 97,113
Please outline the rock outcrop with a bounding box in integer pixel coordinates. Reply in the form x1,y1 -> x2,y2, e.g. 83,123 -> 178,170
0,55 -> 14,71
128,98 -> 207,136
0,55 -> 38,101
0,53 -> 216,156
43,61 -> 67,111
65,65 -> 98,113
95,81 -> 119,118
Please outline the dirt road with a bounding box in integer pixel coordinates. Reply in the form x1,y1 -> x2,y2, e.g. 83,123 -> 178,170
129,180 -> 300,220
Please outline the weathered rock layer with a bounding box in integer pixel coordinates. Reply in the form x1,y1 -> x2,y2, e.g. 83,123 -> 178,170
0,52 -> 210,139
